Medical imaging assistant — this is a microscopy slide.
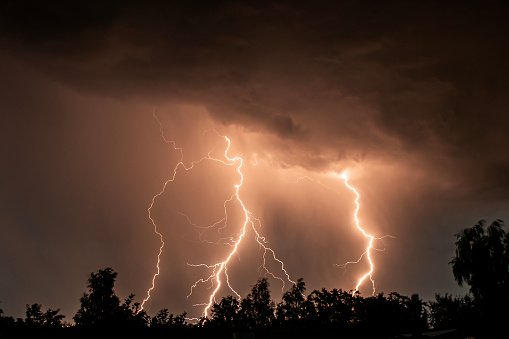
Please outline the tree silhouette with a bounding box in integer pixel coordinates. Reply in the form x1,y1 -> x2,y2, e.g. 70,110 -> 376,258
74,267 -> 148,329
119,294 -> 150,328
384,293 -> 427,335
0,305 -> 17,338
25,303 -> 65,327
74,267 -> 121,327
276,278 -> 310,325
239,277 -> 275,330
151,308 -> 173,328
4,263 -> 497,338
308,288 -> 356,327
450,219 -> 509,331
210,295 -> 240,329
450,219 -> 509,301
428,293 -> 476,330
406,293 -> 428,335
150,308 -> 188,338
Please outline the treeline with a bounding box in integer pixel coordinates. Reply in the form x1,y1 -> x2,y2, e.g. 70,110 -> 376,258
0,268 -> 477,339
1,219 -> 507,338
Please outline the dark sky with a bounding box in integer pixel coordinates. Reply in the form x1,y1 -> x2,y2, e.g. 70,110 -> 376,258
1,0 -> 508,320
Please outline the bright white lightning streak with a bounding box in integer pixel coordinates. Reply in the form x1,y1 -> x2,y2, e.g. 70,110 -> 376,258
141,115 -> 294,317
188,135 -> 295,319
339,173 -> 375,295
337,173 -> 393,296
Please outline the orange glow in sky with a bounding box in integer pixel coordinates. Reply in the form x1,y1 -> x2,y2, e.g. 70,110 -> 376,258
142,115 -> 295,318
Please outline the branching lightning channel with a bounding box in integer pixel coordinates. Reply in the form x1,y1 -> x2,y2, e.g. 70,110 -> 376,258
336,172 -> 393,296
293,173 -> 392,296
141,114 -> 294,318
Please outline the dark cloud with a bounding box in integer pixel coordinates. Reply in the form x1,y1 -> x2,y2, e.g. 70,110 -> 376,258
2,1 -> 507,187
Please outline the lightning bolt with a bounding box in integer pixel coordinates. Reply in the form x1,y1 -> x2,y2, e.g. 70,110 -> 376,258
337,172 -> 393,296
141,114 -> 294,318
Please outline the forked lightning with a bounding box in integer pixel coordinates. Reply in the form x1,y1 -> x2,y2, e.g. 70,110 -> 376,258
141,115 -> 294,318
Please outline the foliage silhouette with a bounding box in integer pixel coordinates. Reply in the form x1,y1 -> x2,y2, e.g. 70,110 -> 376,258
74,267 -> 120,327
202,280 -> 434,338
150,309 -> 188,338
238,277 -> 275,330
276,277 -> 311,326
450,219 -> 509,301
151,308 -> 173,327
210,295 -> 240,330
0,306 -> 16,338
73,267 -> 149,329
307,288 -> 356,326
25,303 -> 65,327
450,219 -> 509,334
428,293 -> 476,330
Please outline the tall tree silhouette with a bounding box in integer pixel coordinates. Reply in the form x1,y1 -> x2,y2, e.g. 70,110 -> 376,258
450,219 -> 509,330
450,220 -> 509,301
74,268 -> 121,327
74,267 -> 148,328
239,277 -> 275,330
210,295 -> 240,329
276,278 -> 309,325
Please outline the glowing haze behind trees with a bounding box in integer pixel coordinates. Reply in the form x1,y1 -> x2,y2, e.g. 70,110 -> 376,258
141,114 -> 387,319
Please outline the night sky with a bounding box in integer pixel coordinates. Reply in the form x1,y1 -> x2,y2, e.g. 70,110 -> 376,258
1,0 -> 508,320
